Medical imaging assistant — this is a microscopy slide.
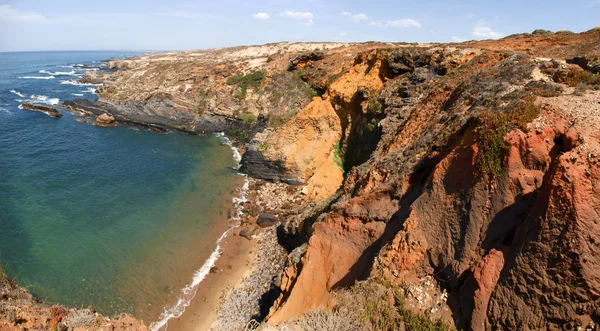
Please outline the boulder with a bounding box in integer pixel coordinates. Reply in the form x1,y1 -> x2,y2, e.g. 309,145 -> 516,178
95,113 -> 117,127
239,229 -> 253,240
257,213 -> 278,228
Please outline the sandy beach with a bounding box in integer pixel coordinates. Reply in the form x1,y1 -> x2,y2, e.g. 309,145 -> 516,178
164,229 -> 257,331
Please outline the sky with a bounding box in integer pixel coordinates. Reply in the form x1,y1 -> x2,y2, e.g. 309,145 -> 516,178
0,0 -> 599,52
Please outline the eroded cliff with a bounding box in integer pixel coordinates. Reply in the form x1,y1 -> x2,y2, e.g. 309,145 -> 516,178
39,28 -> 600,330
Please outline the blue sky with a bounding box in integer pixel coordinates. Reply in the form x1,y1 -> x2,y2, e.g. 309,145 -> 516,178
0,0 -> 599,52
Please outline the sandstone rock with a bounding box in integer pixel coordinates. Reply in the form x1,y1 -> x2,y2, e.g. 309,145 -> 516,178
94,113 -> 117,127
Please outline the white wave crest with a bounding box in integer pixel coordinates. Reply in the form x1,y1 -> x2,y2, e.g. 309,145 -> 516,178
30,94 -> 59,105
10,90 -> 25,97
18,76 -> 55,80
40,69 -> 77,76
0,107 -> 12,115
83,87 -> 97,94
150,133 -> 250,331
60,80 -> 102,86
72,93 -> 84,97
150,230 -> 229,331
215,132 -> 242,169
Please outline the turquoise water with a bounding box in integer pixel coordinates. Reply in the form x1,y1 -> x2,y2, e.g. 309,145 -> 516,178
0,52 -> 242,323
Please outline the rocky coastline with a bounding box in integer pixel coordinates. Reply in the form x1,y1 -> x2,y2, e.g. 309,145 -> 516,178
3,29 -> 600,331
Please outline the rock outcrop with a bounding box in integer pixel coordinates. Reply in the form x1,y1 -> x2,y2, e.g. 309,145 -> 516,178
0,270 -> 147,330
94,113 -> 117,127
20,102 -> 62,118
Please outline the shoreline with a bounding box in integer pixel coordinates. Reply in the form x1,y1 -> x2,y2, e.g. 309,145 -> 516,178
149,135 -> 254,331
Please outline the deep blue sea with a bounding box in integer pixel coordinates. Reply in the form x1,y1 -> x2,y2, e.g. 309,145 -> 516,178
0,51 -> 243,326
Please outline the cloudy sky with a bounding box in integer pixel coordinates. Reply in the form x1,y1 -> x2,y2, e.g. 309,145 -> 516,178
0,0 -> 599,52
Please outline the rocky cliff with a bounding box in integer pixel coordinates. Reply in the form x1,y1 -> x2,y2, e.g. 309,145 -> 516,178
47,28 -> 600,330
0,269 -> 147,330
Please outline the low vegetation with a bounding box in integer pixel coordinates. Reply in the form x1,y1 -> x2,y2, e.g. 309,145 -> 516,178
267,111 -> 297,128
333,141 -> 344,171
227,70 -> 267,100
195,88 -> 209,115
553,66 -> 600,87
240,112 -> 257,124
228,129 -> 250,143
476,95 -> 541,177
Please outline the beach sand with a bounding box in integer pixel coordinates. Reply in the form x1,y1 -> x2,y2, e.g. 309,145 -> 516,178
163,227 -> 257,331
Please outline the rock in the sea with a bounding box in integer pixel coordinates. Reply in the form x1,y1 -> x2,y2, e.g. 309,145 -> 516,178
79,71 -> 104,84
95,113 -> 117,127
20,102 -> 62,118
257,213 -> 278,228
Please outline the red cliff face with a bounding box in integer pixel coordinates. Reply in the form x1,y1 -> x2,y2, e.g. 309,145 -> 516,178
267,29 -> 600,330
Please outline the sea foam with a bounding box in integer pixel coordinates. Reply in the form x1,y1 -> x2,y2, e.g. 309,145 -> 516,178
40,69 -> 77,76
60,80 -> 102,86
10,90 -> 25,97
18,76 -> 55,80
30,94 -> 60,105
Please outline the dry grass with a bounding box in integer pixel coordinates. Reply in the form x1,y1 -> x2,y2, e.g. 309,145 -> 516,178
66,309 -> 97,328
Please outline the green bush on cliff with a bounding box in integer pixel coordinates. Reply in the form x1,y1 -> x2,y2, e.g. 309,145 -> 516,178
240,112 -> 257,124
476,95 -> 540,177
227,70 -> 266,99
296,69 -> 318,98
228,129 -> 250,143
333,141 -> 344,171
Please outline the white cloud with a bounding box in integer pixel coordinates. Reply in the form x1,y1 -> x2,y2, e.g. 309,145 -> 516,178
252,12 -> 270,19
279,11 -> 313,19
452,36 -> 466,42
341,12 -> 368,22
278,11 -> 314,26
0,4 -> 48,23
370,19 -> 421,28
472,25 -> 503,38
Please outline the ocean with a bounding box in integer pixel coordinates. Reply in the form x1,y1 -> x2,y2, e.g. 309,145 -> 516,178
0,51 -> 245,326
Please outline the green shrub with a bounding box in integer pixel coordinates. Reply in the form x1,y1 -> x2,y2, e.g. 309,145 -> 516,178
368,101 -> 382,114
476,95 -> 540,177
333,141 -> 344,171
226,70 -> 267,99
228,129 -> 250,142
240,112 -> 257,124
257,142 -> 270,153
295,69 -> 318,98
